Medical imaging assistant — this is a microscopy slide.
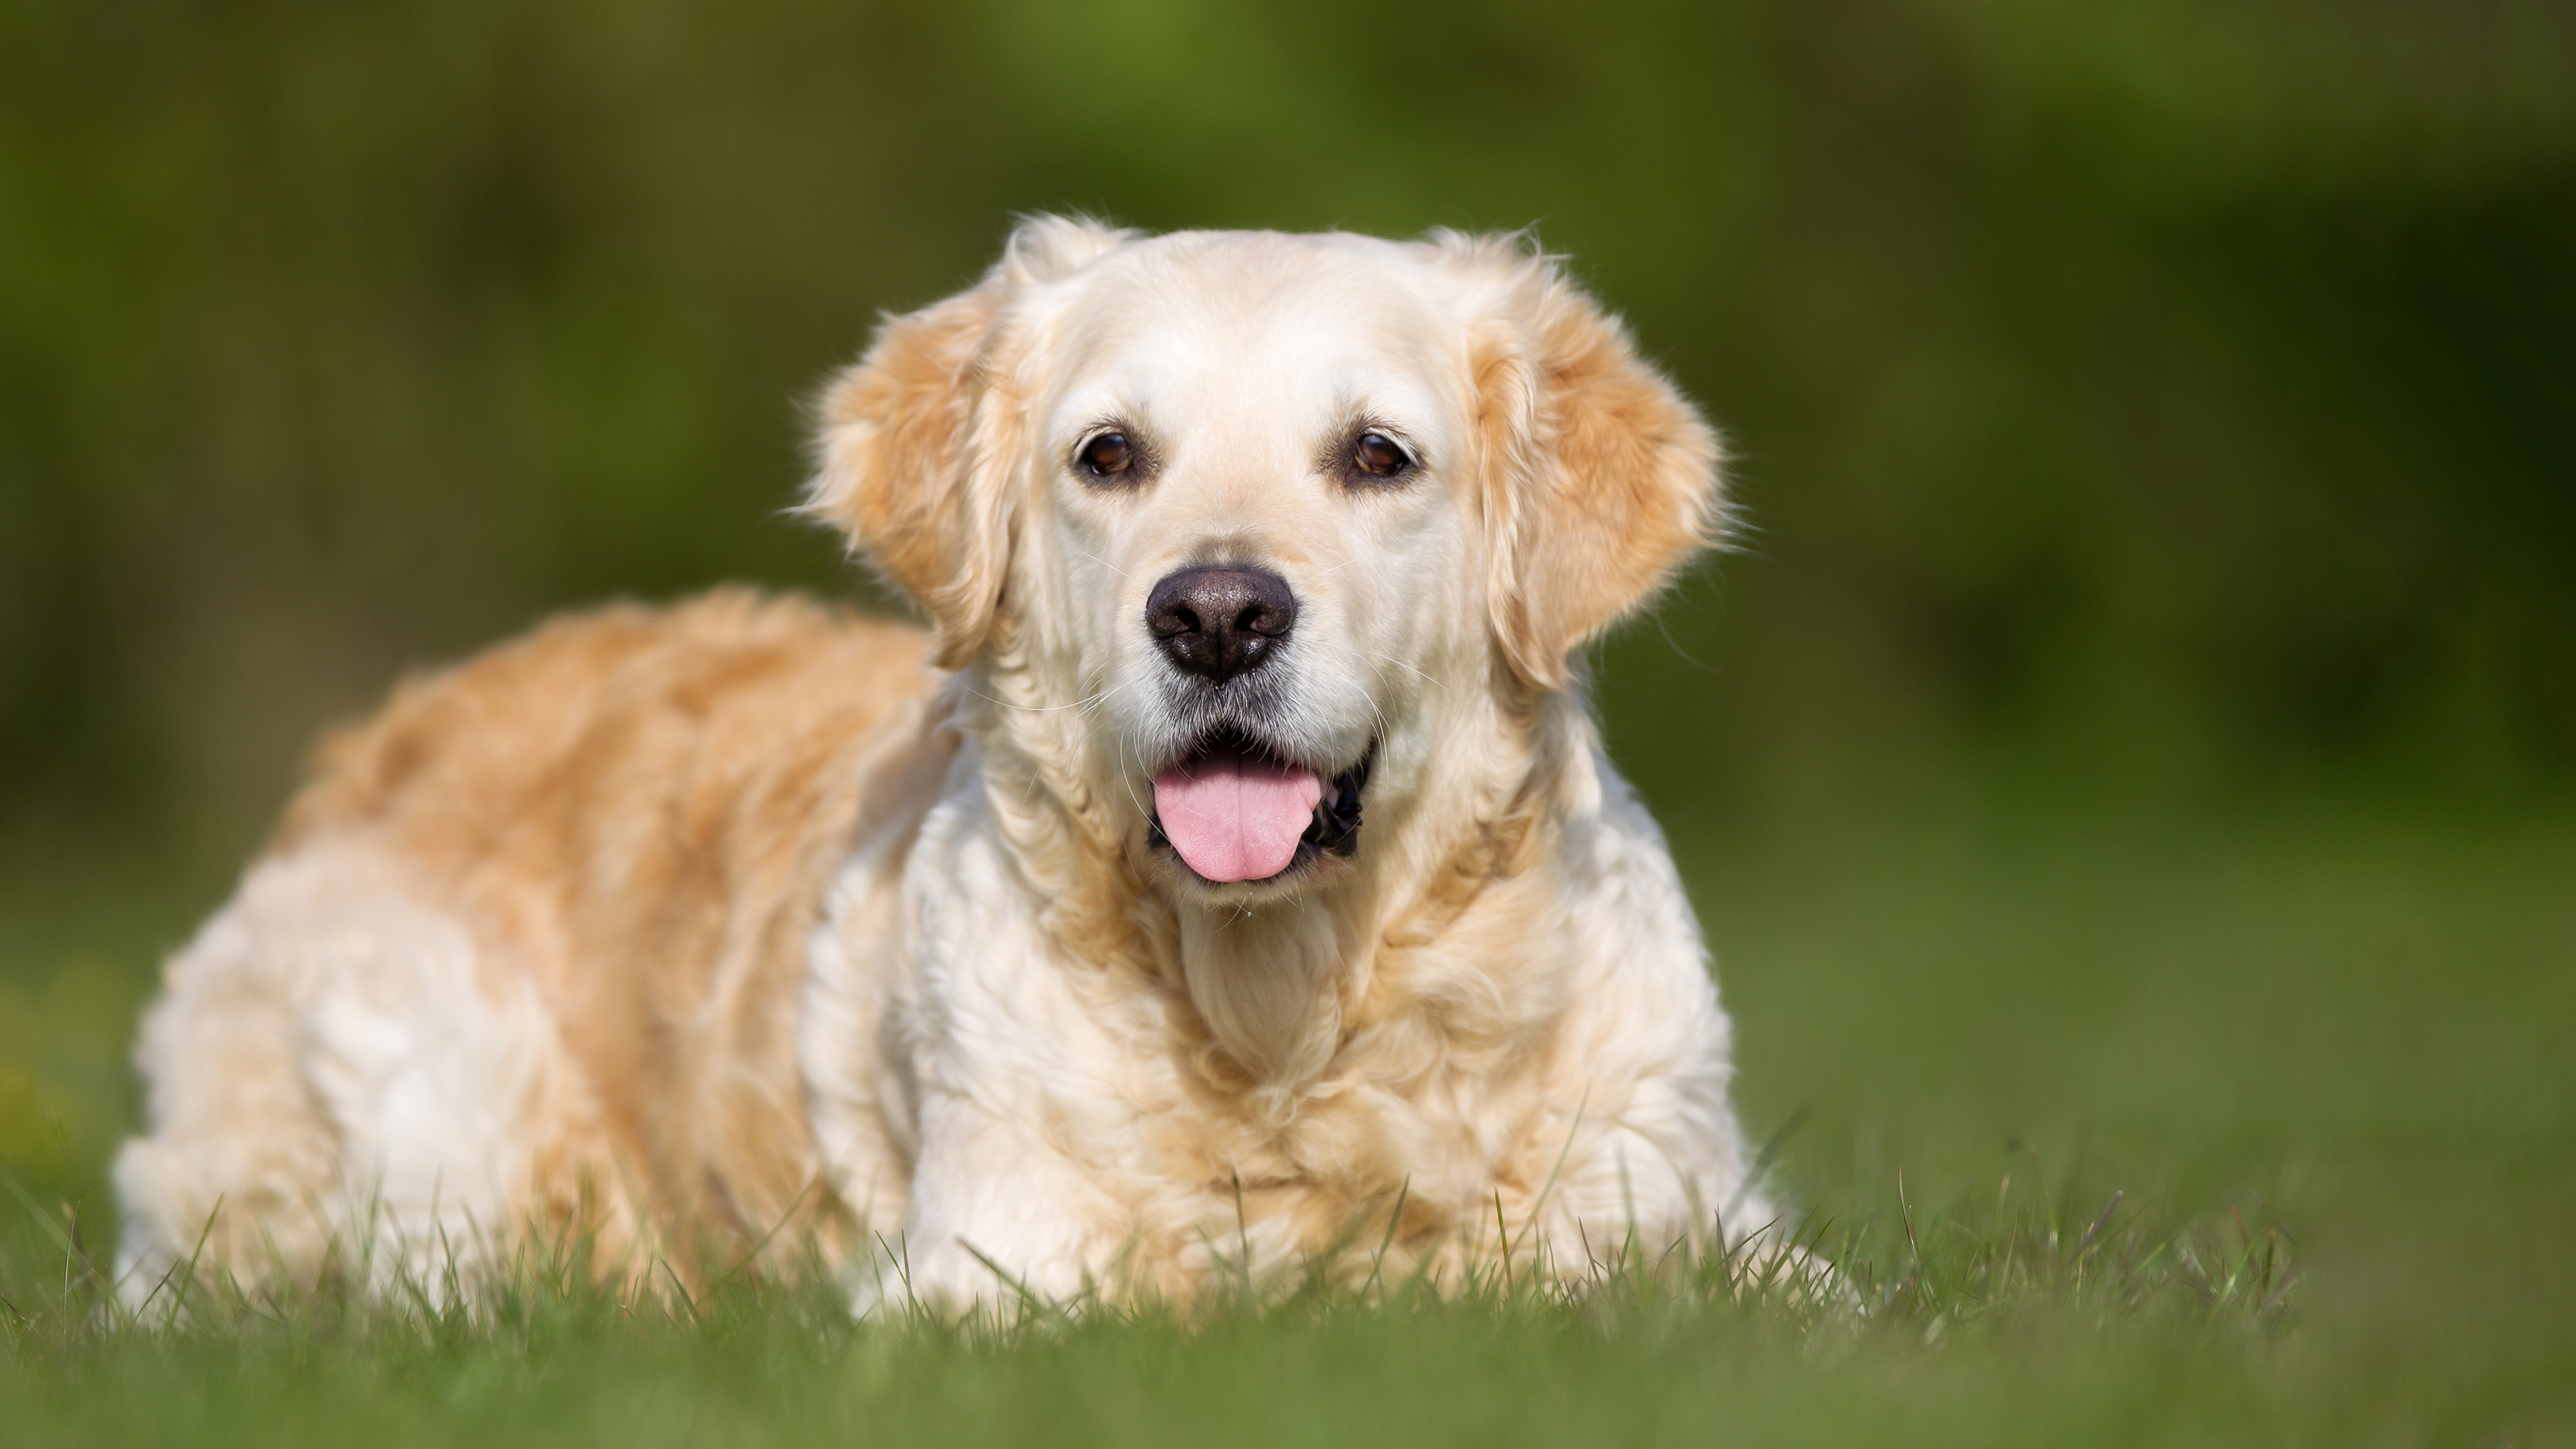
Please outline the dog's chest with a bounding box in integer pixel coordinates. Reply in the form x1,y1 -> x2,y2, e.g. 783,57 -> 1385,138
815,764 -> 1663,1272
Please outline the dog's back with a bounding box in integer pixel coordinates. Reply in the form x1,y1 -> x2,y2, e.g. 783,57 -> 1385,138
117,590 -> 936,1292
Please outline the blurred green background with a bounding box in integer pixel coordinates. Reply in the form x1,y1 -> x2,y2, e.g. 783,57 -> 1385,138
6,0 -> 2571,861
3,0 -> 2572,1439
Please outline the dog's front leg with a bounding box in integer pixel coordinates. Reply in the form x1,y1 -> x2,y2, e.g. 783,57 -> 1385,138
849,1087 -> 1129,1319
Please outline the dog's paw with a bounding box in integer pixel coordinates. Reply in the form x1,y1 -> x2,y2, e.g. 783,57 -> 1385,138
844,1233 -> 1089,1323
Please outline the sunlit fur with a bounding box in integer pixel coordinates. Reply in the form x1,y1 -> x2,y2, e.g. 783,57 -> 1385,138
115,220 -> 1769,1311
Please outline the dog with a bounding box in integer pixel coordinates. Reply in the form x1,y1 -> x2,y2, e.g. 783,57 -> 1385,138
114,217 -> 1773,1310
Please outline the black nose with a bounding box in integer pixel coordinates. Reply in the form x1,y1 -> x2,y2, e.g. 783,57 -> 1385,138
1146,566 -> 1297,683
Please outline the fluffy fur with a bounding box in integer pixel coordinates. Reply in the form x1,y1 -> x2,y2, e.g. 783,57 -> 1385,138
115,220 -> 1769,1309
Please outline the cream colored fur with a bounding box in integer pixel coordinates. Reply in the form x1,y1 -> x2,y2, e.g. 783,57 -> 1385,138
115,220 -> 1772,1311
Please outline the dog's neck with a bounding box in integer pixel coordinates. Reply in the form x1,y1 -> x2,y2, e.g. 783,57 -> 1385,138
947,650 -> 1595,1115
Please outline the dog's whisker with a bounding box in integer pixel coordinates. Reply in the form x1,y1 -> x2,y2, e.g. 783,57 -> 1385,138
1355,689 -> 1394,760
1114,716 -> 1153,823
1364,649 -> 1450,698
1071,547 -> 1137,580
969,684 -> 1114,715
1077,675 -> 1140,726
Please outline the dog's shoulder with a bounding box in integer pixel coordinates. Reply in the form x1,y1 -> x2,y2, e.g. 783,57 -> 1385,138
1550,747 -> 1728,1026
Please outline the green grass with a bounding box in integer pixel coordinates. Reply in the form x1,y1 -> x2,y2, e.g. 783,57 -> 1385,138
2,793 -> 2569,1446
0,1179 -> 2296,1448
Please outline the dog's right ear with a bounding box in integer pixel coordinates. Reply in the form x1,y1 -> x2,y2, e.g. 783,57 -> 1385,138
806,282 -> 1012,669
806,215 -> 1130,668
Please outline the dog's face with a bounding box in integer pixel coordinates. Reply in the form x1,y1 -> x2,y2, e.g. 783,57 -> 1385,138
811,221 -> 1722,905
1037,237 -> 1481,894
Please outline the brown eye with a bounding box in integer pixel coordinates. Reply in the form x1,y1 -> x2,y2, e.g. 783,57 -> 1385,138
1077,431 -> 1134,479
1353,431 -> 1411,478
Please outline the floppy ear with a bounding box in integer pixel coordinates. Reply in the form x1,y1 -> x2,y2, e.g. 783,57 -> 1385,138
1440,234 -> 1728,691
806,214 -> 1132,667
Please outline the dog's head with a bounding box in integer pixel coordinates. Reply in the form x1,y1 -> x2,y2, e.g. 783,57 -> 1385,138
809,219 -> 1724,904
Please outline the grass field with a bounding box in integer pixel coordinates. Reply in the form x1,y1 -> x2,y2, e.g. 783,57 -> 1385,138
2,787 -> 2569,1446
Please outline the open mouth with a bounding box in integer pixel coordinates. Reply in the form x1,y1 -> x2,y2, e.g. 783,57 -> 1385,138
1146,729 -> 1373,885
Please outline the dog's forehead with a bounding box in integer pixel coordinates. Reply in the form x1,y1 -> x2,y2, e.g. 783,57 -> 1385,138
1037,234 -> 1459,424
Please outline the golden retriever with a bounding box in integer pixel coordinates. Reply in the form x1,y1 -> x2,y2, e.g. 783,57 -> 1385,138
114,217 -> 1772,1309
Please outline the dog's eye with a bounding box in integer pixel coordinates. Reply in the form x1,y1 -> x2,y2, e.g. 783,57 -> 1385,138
1352,431 -> 1412,479
1077,431 -> 1135,480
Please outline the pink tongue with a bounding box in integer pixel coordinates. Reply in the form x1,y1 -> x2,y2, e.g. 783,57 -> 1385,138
1154,753 -> 1323,882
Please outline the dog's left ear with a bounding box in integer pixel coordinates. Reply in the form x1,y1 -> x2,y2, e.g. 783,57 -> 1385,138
1436,234 -> 1729,691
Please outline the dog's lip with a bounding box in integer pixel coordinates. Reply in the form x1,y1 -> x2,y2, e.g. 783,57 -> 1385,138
1147,726 -> 1352,785
1146,729 -> 1375,881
